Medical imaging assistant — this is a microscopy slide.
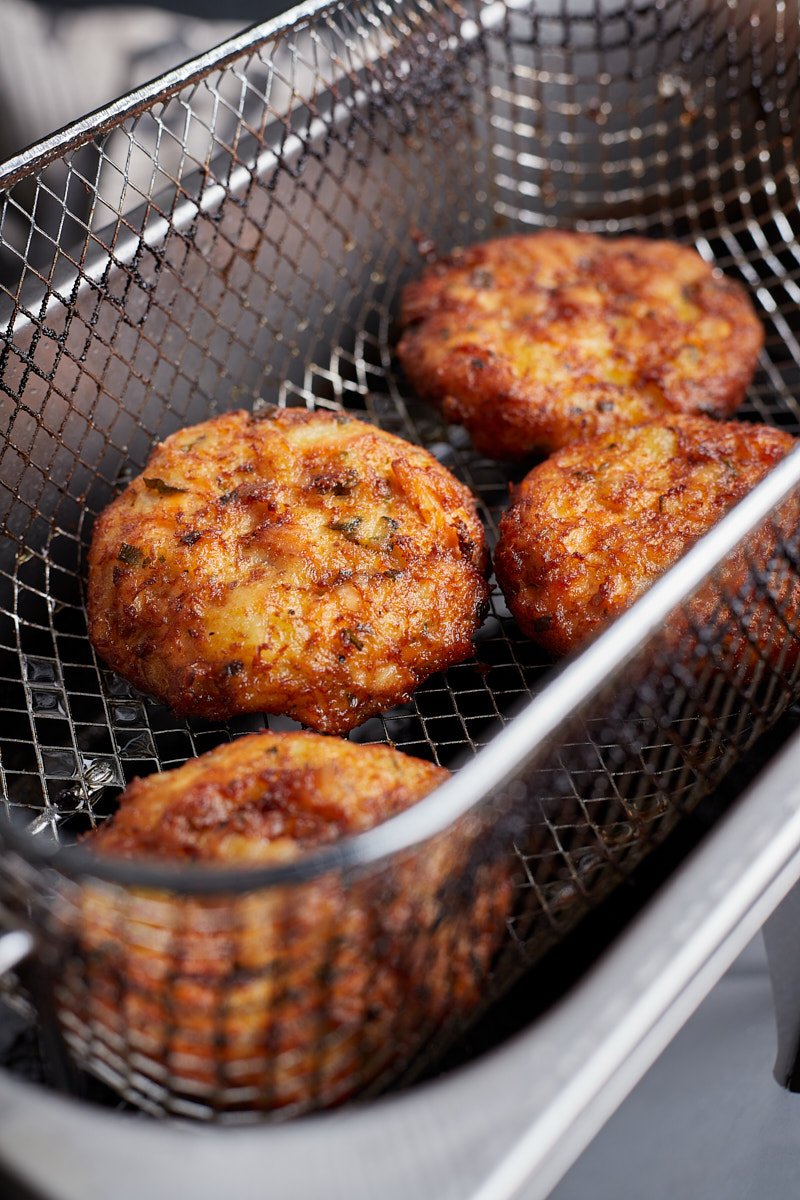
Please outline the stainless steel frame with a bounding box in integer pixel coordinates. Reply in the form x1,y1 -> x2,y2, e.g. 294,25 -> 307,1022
1,0 -> 800,1185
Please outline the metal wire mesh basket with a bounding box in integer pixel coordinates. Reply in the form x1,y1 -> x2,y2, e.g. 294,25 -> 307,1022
2,0 -> 800,1121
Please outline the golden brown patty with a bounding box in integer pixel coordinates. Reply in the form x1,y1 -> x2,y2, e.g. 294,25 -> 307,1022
494,415 -> 796,657
397,232 -> 763,458
87,407 -> 489,733
76,732 -> 512,1112
89,730 -> 448,862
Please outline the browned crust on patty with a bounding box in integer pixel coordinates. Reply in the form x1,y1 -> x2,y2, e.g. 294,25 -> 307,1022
75,732 -> 512,1113
87,407 -> 490,733
88,730 -> 449,862
397,232 -> 764,459
493,415 -> 796,656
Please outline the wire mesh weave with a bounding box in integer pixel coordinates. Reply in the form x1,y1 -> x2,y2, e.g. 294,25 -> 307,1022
1,0 -> 800,1118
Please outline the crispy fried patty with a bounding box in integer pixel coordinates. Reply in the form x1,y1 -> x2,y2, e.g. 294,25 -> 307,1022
397,232 -> 763,458
89,730 -> 448,862
78,732 -> 512,1111
87,407 -> 490,733
494,415 -> 796,657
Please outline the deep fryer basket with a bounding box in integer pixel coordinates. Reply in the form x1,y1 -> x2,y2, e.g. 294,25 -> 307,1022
1,0 -> 800,1119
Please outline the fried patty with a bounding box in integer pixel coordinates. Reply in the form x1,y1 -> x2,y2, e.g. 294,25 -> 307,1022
75,732 -> 512,1112
397,232 -> 763,458
494,415 -> 796,657
89,730 -> 448,862
87,407 -> 489,733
